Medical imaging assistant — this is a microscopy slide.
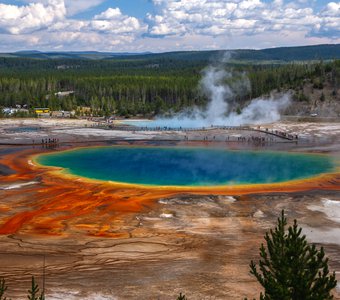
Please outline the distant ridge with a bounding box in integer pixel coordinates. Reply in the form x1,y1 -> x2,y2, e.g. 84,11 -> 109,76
1,44 -> 339,61
5,50 -> 153,60
232,44 -> 340,61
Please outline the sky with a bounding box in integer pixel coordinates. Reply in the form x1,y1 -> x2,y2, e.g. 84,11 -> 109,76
0,0 -> 339,52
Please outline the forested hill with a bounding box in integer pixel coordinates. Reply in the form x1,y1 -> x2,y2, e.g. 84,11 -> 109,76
232,44 -> 340,61
1,44 -> 340,62
0,43 -> 339,118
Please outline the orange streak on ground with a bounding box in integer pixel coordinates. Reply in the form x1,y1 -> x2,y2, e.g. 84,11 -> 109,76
0,147 -> 339,236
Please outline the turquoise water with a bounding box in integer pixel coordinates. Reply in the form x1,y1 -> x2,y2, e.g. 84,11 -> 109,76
36,147 -> 335,186
6,127 -> 41,133
122,120 -> 206,129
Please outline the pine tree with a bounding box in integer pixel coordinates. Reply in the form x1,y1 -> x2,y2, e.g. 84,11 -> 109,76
27,277 -> 39,300
27,277 -> 44,300
248,210 -> 337,300
0,278 -> 8,300
320,92 -> 325,102
177,292 -> 187,300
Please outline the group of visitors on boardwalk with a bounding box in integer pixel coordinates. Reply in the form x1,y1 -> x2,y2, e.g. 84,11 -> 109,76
31,138 -> 60,148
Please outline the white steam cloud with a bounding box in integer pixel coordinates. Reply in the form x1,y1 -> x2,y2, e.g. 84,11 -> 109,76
202,66 -> 232,124
151,52 -> 291,128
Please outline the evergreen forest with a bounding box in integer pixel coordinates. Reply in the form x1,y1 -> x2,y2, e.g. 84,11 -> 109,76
0,46 -> 340,118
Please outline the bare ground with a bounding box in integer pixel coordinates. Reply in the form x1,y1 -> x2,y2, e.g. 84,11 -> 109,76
0,118 -> 339,299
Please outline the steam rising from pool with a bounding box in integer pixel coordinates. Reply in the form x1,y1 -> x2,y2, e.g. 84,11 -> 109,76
128,52 -> 291,129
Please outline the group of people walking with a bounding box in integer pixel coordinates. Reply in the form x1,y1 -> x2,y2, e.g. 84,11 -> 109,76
32,138 -> 60,148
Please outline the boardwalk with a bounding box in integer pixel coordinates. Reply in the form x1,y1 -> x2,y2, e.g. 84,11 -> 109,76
102,124 -> 298,141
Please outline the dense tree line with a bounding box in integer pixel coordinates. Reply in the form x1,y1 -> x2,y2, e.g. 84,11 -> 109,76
0,57 -> 339,117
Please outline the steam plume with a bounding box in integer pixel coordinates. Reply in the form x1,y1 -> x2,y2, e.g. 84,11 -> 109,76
154,52 -> 291,128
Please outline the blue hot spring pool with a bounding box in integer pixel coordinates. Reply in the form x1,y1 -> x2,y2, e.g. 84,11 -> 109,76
122,120 -> 210,129
6,126 -> 41,133
36,147 -> 336,187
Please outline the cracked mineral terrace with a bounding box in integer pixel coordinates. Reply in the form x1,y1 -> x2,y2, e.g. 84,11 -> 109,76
0,118 -> 339,299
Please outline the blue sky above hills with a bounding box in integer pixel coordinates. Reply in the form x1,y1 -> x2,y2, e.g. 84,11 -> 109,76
0,0 -> 339,52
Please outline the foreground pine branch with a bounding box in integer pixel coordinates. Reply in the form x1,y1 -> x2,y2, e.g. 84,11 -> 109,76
247,210 -> 337,300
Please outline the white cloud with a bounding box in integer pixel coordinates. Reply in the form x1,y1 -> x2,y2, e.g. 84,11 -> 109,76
323,2 -> 340,16
94,7 -> 122,20
0,0 -> 339,52
146,0 -> 326,37
0,0 -> 66,34
0,1 -> 143,37
65,0 -> 106,16
91,8 -> 143,34
50,7 -> 145,36
0,2 -> 145,50
23,0 -> 107,16
310,1 -> 340,37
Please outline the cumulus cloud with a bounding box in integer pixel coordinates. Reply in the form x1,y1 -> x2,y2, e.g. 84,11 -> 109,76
146,0 -> 327,37
0,0 -> 339,51
94,7 -> 122,20
46,7 -> 145,45
323,2 -> 340,16
90,8 -> 143,34
0,1 -> 144,36
0,0 -> 66,34
0,1 -> 145,50
309,1 -> 340,38
23,0 -> 107,16
65,0 -> 106,16
48,8 -> 146,36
